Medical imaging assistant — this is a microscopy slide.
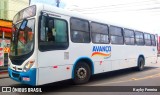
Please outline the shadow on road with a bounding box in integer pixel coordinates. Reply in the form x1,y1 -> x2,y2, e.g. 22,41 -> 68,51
89,66 -> 159,82
8,66 -> 159,93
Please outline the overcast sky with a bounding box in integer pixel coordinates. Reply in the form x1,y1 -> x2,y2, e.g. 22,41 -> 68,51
31,0 -> 160,35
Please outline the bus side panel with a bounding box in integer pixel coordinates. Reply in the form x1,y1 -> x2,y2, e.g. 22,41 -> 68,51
93,60 -> 112,74
111,45 -> 137,70
37,50 -> 72,85
37,65 -> 72,85
145,46 -> 157,66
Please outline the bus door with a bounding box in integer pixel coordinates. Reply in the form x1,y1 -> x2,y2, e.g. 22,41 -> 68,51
37,13 -> 70,85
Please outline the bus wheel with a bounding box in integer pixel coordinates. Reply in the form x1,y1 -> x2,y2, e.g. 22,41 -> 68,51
137,57 -> 145,71
73,62 -> 91,84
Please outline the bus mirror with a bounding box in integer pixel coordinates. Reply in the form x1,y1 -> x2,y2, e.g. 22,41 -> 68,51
20,19 -> 28,30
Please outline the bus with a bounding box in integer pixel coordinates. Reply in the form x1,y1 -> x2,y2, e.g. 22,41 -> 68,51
8,4 -> 158,86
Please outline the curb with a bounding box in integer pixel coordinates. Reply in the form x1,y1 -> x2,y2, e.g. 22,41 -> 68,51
0,71 -> 9,79
0,70 -> 8,73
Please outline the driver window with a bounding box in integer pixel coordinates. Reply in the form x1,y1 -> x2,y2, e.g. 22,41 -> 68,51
39,15 -> 68,51
40,16 -> 67,43
47,20 -> 55,42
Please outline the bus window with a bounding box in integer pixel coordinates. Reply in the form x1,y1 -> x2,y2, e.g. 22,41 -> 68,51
91,22 -> 109,44
70,18 -> 90,43
39,15 -> 68,51
144,33 -> 151,46
151,34 -> 156,46
124,28 -> 135,45
19,31 -> 26,44
109,26 -> 124,44
135,31 -> 144,45
47,20 -> 55,42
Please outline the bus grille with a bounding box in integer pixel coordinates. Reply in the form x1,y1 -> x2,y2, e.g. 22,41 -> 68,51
12,72 -> 20,78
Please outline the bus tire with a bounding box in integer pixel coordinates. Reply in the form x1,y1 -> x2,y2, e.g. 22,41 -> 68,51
73,61 -> 91,84
136,57 -> 145,71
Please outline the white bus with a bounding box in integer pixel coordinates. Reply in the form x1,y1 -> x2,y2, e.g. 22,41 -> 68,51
8,4 -> 158,86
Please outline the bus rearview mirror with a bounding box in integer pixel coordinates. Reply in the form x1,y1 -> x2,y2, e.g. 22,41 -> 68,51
19,19 -> 28,30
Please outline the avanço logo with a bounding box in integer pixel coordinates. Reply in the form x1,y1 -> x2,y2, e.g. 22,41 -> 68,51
91,46 -> 111,58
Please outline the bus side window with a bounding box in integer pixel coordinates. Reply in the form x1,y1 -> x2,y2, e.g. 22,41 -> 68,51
124,28 -> 135,45
135,31 -> 144,45
54,19 -> 67,42
39,15 -> 68,51
70,18 -> 90,43
47,20 -> 55,42
72,31 -> 83,42
144,33 -> 151,46
109,26 -> 124,45
91,22 -> 109,44
151,34 -> 156,46
40,16 -> 47,41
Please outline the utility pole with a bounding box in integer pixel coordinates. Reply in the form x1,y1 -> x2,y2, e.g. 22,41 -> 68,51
56,0 -> 60,7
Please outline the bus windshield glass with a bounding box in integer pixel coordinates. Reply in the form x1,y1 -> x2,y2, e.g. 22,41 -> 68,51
13,5 -> 36,24
10,19 -> 35,56
10,5 -> 36,56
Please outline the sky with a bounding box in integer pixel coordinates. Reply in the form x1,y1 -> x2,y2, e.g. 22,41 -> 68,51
30,0 -> 160,35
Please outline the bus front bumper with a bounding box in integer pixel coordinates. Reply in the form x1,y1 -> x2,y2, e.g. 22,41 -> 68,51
8,68 -> 36,86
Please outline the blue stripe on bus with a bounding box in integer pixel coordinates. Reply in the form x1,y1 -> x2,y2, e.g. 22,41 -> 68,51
72,57 -> 94,79
8,68 -> 36,86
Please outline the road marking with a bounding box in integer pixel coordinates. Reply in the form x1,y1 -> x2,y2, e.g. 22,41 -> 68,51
131,73 -> 160,81
89,73 -> 160,86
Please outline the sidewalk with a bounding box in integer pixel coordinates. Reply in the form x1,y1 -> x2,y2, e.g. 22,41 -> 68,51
0,68 -> 9,79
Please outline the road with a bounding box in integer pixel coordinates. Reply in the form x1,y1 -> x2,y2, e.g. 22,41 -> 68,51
0,57 -> 160,95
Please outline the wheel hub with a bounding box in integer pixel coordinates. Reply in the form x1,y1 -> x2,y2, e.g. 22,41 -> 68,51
77,67 -> 87,79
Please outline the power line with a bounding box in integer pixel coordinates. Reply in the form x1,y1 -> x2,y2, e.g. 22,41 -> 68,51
80,6 -> 160,14
70,0 -> 156,11
67,0 -> 160,15
69,0 -> 160,17
74,4 -> 160,13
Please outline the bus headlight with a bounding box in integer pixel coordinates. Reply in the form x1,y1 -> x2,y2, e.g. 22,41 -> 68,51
23,60 -> 34,72
8,59 -> 11,67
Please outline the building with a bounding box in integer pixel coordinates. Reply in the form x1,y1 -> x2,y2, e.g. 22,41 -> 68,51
0,0 -> 29,67
0,0 -> 29,38
0,0 -> 29,20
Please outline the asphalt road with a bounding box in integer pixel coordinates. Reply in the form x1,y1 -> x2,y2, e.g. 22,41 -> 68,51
0,57 -> 160,95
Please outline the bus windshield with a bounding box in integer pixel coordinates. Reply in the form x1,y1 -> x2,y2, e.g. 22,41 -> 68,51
10,19 -> 35,56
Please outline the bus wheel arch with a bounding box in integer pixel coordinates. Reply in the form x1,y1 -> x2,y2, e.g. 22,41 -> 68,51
72,58 -> 94,84
137,55 -> 145,71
